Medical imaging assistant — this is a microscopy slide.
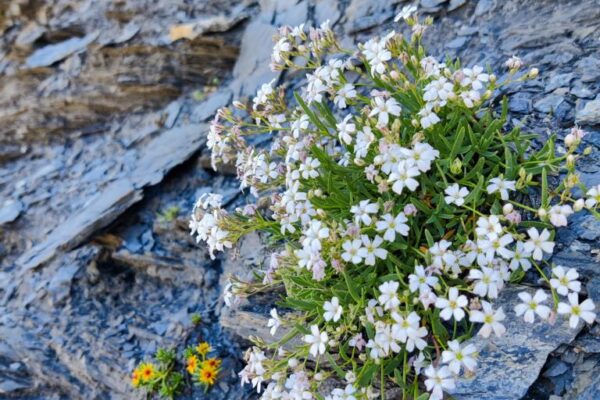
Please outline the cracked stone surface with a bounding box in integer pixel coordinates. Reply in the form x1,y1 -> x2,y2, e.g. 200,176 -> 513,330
0,0 -> 599,399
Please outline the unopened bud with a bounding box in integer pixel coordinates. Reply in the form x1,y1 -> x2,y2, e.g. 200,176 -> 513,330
564,133 -> 576,147
502,203 -> 514,215
583,146 -> 593,156
574,198 -> 585,212
450,158 -> 463,174
567,154 -> 575,167
528,67 -> 539,79
538,208 -> 547,218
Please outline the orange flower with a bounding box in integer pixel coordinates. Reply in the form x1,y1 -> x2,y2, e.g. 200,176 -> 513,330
139,362 -> 155,382
131,370 -> 141,387
203,358 -> 222,370
199,366 -> 217,386
196,342 -> 212,357
187,355 -> 199,374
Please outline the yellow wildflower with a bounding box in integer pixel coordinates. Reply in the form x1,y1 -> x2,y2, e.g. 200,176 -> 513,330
187,355 -> 199,374
199,366 -> 217,386
131,369 -> 141,387
139,362 -> 155,383
196,342 -> 212,357
202,358 -> 221,370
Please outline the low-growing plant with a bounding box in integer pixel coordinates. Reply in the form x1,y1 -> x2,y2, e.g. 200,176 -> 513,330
131,348 -> 184,399
190,6 -> 599,400
131,341 -> 221,398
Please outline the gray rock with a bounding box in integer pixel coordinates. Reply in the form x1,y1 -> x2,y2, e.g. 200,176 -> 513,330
509,93 -> 532,114
586,278 -> 600,323
534,93 -> 565,113
474,0 -> 495,16
26,32 -> 99,68
451,286 -> 582,400
449,0 -> 467,11
546,73 -> 574,92
447,36 -> 468,49
576,100 -> 600,126
421,0 -> 447,9
0,199 -> 23,225
191,88 -> 232,122
576,56 -> 600,83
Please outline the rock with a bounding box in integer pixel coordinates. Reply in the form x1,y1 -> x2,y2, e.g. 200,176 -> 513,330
26,32 -> 99,68
15,22 -> 46,49
231,20 -> 279,97
508,93 -> 532,114
446,36 -> 468,49
474,0 -> 495,16
420,0 -> 448,10
546,73 -> 574,92
576,56 -> 600,83
534,93 -> 566,113
576,100 -> 600,126
448,0 -> 467,11
0,199 -> 23,225
451,286 -> 582,400
191,88 -> 232,122
586,278 -> 600,322
0,379 -> 29,394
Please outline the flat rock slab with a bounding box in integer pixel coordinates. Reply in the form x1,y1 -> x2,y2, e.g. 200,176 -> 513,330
451,285 -> 582,400
16,123 -> 206,270
26,32 -> 99,68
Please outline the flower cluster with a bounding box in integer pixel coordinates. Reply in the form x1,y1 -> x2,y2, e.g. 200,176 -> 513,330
131,341 -> 221,398
185,342 -> 222,389
192,8 -> 599,400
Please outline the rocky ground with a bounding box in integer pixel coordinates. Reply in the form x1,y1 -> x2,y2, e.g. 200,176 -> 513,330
0,0 -> 599,399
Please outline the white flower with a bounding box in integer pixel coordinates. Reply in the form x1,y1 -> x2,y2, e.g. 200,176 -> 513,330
505,55 -> 523,70
585,185 -> 600,209
548,204 -> 573,227
550,266 -> 581,296
389,160 -> 420,195
444,184 -> 469,206
328,384 -> 356,400
342,239 -> 364,265
509,241 -> 532,271
334,83 -> 357,109
299,157 -> 321,179
350,200 -> 379,226
272,37 -> 291,63
424,77 -> 454,107
378,281 -> 400,310
355,127 -> 375,159
324,297 -> 343,322
442,340 -> 477,374
435,287 -> 468,321
302,220 -> 330,251
424,365 -> 455,400
267,308 -> 281,335
486,177 -> 516,200
523,228 -> 555,261
401,142 -> 439,172
391,311 -> 427,351
557,293 -> 596,329
418,104 -> 440,129
304,325 -> 328,356
394,4 -> 417,22
468,266 -> 501,299
337,115 -> 356,145
376,212 -> 409,241
475,215 -> 502,238
359,235 -> 388,265
363,37 -> 391,75
514,290 -> 551,323
369,96 -> 402,127
408,265 -> 438,294
460,65 -> 489,90
470,301 -> 506,338
477,233 -> 514,261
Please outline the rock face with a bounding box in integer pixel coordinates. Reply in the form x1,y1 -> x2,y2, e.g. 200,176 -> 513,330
0,0 -> 599,399
450,286 -> 582,400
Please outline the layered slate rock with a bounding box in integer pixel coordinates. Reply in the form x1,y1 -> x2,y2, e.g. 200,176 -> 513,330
451,286 -> 582,399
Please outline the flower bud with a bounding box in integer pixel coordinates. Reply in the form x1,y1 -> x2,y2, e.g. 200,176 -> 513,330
574,198 -> 585,211
314,372 -> 324,381
288,358 -> 298,368
567,154 -> 575,167
390,70 -> 400,80
564,133 -> 576,147
584,146 -> 593,156
528,67 -> 539,79
232,100 -> 246,110
502,203 -> 514,215
450,158 -> 463,174
538,207 -> 547,218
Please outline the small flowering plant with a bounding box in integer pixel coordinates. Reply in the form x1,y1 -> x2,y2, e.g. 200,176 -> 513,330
185,341 -> 223,391
190,8 -> 599,400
